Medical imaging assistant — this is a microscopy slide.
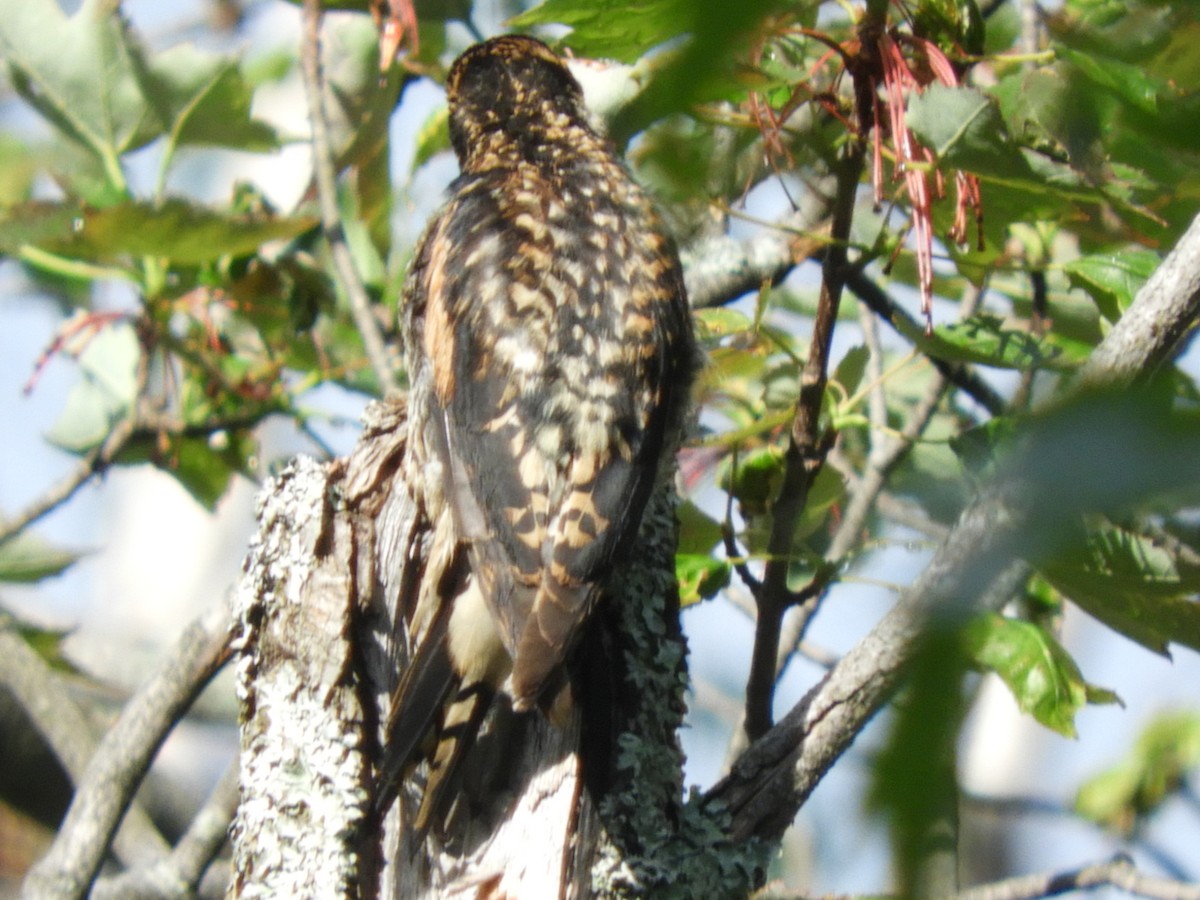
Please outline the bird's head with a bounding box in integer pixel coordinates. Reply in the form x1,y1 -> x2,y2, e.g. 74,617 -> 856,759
446,35 -> 592,171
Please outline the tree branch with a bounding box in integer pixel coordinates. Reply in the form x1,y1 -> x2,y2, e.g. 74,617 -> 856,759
682,182 -> 834,310
742,44 -> 875,745
21,597 -> 234,900
299,0 -> 397,395
91,760 -> 238,900
711,207 -> 1200,843
0,414 -> 135,545
0,612 -> 169,869
953,855 -> 1200,900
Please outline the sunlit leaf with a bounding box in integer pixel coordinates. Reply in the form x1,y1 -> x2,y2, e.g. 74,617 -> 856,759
676,554 -> 731,606
1064,250 -> 1159,322
46,322 -> 139,453
0,0 -> 159,168
693,307 -> 752,342
677,500 -> 724,555
907,84 -> 1032,179
0,531 -> 86,583
1075,711 -> 1200,834
919,313 -> 1064,370
28,199 -> 316,265
511,0 -> 693,62
965,612 -> 1119,738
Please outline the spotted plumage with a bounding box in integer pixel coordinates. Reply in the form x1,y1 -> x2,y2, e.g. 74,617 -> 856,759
381,35 -> 693,827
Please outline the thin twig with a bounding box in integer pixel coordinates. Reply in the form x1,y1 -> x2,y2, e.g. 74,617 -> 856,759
953,855 -> 1200,900
0,415 -> 135,545
0,613 -> 169,868
846,268 -> 1006,416
299,0 -> 398,395
741,86 -> 871,744
91,759 -> 239,900
710,210 -> 1200,844
21,596 -> 235,900
753,856 -> 1200,900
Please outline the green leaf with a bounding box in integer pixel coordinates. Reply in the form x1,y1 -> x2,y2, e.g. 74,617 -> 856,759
410,105 -> 451,173
1064,250 -> 1160,322
139,45 -> 279,153
906,84 -> 1032,179
1041,524 -> 1200,656
919,313 -> 1064,370
511,0 -> 693,62
30,198 -> 316,265
831,345 -> 868,399
692,307 -> 752,342
0,0 -> 157,183
0,531 -> 85,583
868,627 -> 967,897
0,134 -> 36,206
721,447 -> 784,517
46,321 -> 139,453
965,612 -> 1118,738
1058,46 -> 1162,115
676,500 -> 723,555
675,553 -> 731,606
1075,711 -> 1200,834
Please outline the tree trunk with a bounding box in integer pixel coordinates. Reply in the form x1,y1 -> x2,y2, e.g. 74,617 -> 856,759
229,397 -> 690,898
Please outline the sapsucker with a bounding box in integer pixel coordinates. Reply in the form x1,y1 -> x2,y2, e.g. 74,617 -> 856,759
381,35 -> 694,828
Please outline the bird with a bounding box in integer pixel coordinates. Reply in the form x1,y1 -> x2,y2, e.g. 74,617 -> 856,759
379,34 -> 695,831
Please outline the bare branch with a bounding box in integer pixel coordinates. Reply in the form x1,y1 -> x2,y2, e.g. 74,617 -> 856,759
299,0 -> 398,394
953,855 -> 1200,900
682,179 -> 834,310
711,204 -> 1200,844
742,68 -> 873,744
753,856 -> 1200,900
0,613 -> 169,868
1081,211 -> 1200,382
91,760 -> 238,900
0,415 -> 135,545
21,598 -> 234,900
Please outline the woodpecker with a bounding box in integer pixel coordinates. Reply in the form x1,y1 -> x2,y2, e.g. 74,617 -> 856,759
381,34 -> 694,829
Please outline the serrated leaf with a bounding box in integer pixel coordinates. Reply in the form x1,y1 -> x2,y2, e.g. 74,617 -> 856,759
1042,524 -> 1200,656
139,45 -> 279,152
1064,250 -> 1160,322
919,313 -> 1063,370
906,84 -> 1032,179
510,0 -> 692,62
0,531 -> 86,583
46,321 -> 139,452
692,307 -> 752,342
1075,711 -> 1200,834
831,345 -> 868,398
676,500 -> 723,555
0,0 -> 159,168
675,553 -> 731,606
965,612 -> 1118,738
29,198 -> 316,265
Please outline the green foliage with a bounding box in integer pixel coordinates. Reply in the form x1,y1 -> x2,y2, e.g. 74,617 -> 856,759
2,0 -> 1200,892
869,627 -> 968,898
0,532 -> 85,584
965,612 -> 1119,738
1075,711 -> 1200,834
